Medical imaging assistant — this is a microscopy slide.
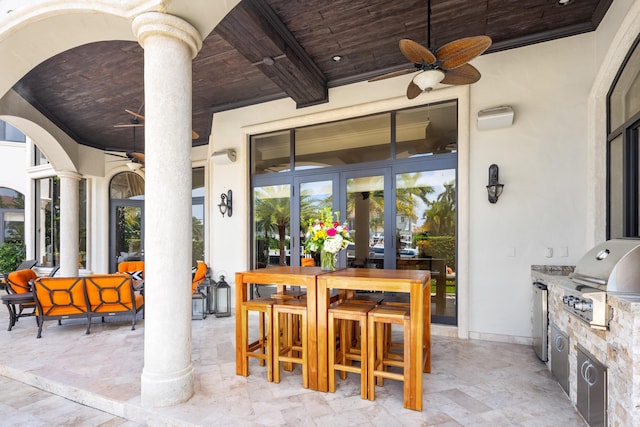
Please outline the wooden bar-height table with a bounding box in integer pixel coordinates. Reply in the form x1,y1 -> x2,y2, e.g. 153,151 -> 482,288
316,268 -> 431,411
235,266 -> 324,390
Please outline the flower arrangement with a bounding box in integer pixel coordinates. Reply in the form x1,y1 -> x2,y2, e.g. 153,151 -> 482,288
304,207 -> 352,270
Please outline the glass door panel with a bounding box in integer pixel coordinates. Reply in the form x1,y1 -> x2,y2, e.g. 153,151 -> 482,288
253,184 -> 291,268
110,202 -> 144,272
395,169 -> 457,323
297,178 -> 335,267
346,175 -> 385,269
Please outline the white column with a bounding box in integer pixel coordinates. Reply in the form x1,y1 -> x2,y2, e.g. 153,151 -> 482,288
58,171 -> 80,277
133,12 -> 202,408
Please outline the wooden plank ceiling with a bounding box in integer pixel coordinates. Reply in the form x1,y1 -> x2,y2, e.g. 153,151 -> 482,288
12,0 -> 611,154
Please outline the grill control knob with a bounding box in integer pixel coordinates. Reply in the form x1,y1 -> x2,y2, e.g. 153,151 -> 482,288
574,300 -> 593,312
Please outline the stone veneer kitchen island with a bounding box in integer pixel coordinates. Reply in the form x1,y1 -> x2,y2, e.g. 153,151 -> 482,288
532,266 -> 640,426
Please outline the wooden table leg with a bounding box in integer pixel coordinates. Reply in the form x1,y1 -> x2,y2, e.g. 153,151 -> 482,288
306,281 -> 319,391
316,278 -> 329,392
408,284 -> 423,411
235,272 -> 248,376
424,276 -> 431,374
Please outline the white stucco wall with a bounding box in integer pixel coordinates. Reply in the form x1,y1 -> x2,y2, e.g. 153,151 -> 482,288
467,34 -> 594,339
0,140 -> 27,193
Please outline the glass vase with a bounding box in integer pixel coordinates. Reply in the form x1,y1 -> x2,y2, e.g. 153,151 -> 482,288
320,250 -> 337,271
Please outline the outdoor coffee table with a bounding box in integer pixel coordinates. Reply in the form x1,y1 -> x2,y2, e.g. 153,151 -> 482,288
1,292 -> 35,331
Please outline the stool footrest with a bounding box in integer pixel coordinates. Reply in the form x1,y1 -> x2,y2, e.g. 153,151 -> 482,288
334,364 -> 362,375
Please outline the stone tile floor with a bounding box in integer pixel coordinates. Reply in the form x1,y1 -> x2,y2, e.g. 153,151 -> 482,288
0,306 -> 587,426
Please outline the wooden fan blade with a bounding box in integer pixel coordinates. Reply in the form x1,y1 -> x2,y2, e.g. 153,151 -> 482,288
436,36 -> 492,70
368,68 -> 416,82
125,109 -> 145,120
399,39 -> 436,65
129,152 -> 145,163
192,130 -> 199,139
406,80 -> 423,100
441,63 -> 481,85
114,124 -> 144,128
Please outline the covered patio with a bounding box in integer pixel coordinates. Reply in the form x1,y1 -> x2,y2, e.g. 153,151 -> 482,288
0,309 -> 585,426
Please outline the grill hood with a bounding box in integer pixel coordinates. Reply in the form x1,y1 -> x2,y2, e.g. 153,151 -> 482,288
569,238 -> 640,294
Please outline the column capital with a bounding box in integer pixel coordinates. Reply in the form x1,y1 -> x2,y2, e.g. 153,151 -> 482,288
132,12 -> 202,59
57,170 -> 82,181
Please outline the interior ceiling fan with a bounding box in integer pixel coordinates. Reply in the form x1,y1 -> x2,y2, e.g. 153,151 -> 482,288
369,1 -> 491,99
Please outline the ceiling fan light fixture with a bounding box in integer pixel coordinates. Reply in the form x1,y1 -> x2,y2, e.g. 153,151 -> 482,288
126,161 -> 143,171
412,70 -> 445,92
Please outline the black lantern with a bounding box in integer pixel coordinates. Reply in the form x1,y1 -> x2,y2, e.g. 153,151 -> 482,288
486,164 -> 504,204
205,268 -> 215,314
192,291 -> 207,320
214,275 -> 231,317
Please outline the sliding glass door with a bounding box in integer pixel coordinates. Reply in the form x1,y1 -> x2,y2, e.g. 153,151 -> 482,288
250,100 -> 459,324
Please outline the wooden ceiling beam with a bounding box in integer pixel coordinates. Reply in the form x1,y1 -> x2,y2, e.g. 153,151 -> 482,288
216,0 -> 327,108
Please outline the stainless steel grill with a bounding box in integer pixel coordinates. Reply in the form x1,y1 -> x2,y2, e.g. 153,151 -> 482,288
560,238 -> 640,330
569,238 -> 640,294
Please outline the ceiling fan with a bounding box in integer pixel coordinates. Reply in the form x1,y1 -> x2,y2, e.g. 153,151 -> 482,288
109,108 -> 146,169
114,107 -> 200,140
369,1 -> 491,99
106,148 -> 146,170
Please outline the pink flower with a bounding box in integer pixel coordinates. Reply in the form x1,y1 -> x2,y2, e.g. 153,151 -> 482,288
326,228 -> 337,237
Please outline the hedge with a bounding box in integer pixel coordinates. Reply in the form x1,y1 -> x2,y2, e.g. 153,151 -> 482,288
416,236 -> 456,268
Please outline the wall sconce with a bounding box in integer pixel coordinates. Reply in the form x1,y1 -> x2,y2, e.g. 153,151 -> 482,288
477,106 -> 514,130
211,149 -> 236,164
486,164 -> 504,204
218,190 -> 232,217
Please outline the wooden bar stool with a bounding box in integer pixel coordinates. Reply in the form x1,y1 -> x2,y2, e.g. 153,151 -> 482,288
349,292 -> 384,305
239,297 -> 275,381
328,302 -> 375,399
381,295 -> 410,356
367,305 -> 411,404
340,293 -> 383,362
273,299 -> 308,388
272,287 -> 307,371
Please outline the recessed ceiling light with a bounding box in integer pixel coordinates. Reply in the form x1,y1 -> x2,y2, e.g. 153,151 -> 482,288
331,55 -> 343,62
557,0 -> 574,6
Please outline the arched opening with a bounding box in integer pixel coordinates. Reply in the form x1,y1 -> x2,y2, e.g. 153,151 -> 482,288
0,187 -> 26,274
109,171 -> 145,272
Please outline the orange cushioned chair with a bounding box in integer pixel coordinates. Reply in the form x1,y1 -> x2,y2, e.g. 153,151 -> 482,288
117,260 -> 145,281
32,277 -> 90,338
85,274 -> 144,332
191,262 -> 209,319
301,257 -> 315,267
192,261 -> 208,294
6,268 -> 37,295
5,268 -> 38,319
